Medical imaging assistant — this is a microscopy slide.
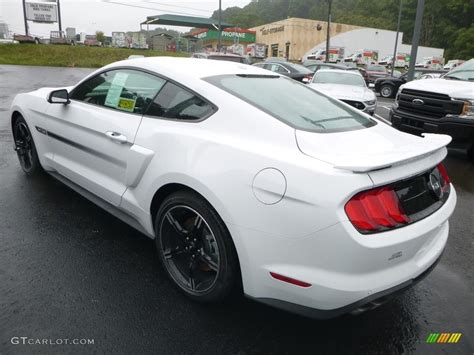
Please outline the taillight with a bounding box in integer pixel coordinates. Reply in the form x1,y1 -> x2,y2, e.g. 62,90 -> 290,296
345,163 -> 451,234
436,163 -> 450,191
345,186 -> 410,234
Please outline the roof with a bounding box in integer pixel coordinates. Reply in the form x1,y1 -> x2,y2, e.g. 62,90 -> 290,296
193,52 -> 245,58
142,14 -> 233,30
105,57 -> 273,80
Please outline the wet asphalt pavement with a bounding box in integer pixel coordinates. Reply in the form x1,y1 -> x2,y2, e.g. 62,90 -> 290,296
0,65 -> 472,354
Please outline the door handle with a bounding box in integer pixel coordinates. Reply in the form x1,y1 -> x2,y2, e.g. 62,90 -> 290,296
105,131 -> 128,144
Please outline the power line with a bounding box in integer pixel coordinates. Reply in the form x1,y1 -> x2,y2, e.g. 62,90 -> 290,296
102,0 -> 213,17
142,0 -> 210,13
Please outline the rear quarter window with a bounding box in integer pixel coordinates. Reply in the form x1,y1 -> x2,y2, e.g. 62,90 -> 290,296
204,74 -> 376,133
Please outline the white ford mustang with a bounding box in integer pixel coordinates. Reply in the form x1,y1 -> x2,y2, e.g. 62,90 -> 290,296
10,57 -> 456,318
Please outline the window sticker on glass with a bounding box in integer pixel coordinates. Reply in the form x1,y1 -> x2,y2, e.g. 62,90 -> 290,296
105,72 -> 129,108
117,97 -> 137,112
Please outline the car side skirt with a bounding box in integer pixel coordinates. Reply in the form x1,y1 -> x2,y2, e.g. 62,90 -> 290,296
48,171 -> 154,238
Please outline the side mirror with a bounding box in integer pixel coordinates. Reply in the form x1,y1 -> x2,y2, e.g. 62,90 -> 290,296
48,89 -> 70,104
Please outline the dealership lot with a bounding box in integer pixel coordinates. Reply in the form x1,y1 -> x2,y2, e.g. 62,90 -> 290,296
0,65 -> 472,353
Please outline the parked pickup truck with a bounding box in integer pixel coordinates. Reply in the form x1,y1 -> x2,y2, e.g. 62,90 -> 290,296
390,59 -> 474,160
13,34 -> 41,44
50,31 -> 75,45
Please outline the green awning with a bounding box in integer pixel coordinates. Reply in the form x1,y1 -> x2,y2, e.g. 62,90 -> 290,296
142,14 -> 233,30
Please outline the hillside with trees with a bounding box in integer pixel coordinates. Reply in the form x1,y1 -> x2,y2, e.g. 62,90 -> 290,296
211,0 -> 474,59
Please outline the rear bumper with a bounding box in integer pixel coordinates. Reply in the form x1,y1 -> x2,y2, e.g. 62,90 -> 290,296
390,109 -> 474,146
235,186 -> 456,318
252,251 -> 443,319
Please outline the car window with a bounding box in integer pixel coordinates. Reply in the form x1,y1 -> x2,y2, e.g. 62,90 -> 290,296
70,69 -> 166,114
205,75 -> 376,133
146,82 -> 215,120
413,71 -> 424,79
312,71 -> 366,87
269,64 -> 288,73
287,63 -> 314,74
367,65 -> 386,72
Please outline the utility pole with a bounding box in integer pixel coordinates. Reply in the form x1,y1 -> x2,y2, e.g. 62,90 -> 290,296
407,0 -> 424,81
325,0 -> 332,63
391,0 -> 403,76
57,0 -> 63,35
22,0 -> 29,36
217,0 -> 222,51
57,0 -> 63,33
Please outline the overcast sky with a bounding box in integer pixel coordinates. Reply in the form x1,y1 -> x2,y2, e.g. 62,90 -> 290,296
0,0 -> 251,37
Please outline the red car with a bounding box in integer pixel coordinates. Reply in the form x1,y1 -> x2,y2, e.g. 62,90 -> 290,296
359,64 -> 390,84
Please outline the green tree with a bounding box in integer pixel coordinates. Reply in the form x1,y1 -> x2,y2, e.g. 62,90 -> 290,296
210,0 -> 474,59
95,31 -> 105,43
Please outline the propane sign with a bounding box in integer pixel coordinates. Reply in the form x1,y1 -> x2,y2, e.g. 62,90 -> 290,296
26,2 -> 58,23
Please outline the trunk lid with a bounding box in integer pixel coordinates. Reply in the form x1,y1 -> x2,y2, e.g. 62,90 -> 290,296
295,123 -> 451,174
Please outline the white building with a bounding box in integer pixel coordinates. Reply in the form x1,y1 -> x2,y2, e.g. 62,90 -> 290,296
0,21 -> 9,39
66,27 -> 76,39
304,27 -> 444,62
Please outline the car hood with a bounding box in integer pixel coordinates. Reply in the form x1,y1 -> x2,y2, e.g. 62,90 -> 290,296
295,123 -> 451,172
400,78 -> 474,99
308,83 -> 375,102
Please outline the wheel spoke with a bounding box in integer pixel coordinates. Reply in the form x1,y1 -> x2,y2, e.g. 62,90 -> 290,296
19,124 -> 28,140
199,252 -> 219,272
165,211 -> 188,236
189,277 -> 196,290
192,215 -> 203,232
188,258 -> 198,290
163,247 -> 185,260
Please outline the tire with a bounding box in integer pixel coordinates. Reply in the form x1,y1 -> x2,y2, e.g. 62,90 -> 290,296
154,190 -> 240,302
12,115 -> 42,176
380,84 -> 395,98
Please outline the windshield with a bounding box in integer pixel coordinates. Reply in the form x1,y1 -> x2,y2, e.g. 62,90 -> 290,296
204,75 -> 376,133
312,71 -> 365,87
444,59 -> 474,81
367,65 -> 387,72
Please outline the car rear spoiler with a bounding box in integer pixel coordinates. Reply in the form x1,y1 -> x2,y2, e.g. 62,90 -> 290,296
333,133 -> 452,173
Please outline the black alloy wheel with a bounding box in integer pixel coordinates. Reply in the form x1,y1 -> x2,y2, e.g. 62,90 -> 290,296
155,191 -> 239,302
13,115 -> 42,176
